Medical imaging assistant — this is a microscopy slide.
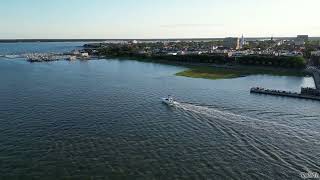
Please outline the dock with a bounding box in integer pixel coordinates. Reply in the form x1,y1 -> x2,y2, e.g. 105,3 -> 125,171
26,53 -> 63,62
250,87 -> 320,101
25,52 -> 91,62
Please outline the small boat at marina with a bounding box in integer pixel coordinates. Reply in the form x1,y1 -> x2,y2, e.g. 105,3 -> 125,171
66,56 -> 77,61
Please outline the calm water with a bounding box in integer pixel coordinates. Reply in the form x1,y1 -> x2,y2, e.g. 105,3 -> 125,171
0,43 -> 319,179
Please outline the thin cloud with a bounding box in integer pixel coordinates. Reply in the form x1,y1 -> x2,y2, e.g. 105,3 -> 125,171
160,24 -> 223,28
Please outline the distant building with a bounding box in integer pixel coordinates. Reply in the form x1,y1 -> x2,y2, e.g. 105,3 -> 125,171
167,52 -> 178,56
276,40 -> 284,46
240,34 -> 245,49
311,51 -> 320,56
295,35 -> 309,46
297,35 -> 309,41
228,51 -> 248,57
129,40 -> 138,44
301,87 -> 320,96
223,37 -> 240,50
71,50 -> 80,55
80,52 -> 89,57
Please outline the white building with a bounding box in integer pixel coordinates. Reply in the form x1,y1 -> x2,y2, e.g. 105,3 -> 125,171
167,52 -> 178,56
311,51 -> 320,56
80,52 -> 89,57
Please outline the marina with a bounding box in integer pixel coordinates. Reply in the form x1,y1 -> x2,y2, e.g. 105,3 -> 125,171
25,51 -> 91,62
26,53 -> 67,62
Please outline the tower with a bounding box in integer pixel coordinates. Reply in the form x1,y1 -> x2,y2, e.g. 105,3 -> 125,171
240,34 -> 245,48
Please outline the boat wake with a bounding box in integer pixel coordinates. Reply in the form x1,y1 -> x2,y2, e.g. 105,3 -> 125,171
173,101 -> 320,144
0,54 -> 22,59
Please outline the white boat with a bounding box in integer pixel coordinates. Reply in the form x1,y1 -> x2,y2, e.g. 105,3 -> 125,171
162,96 -> 176,106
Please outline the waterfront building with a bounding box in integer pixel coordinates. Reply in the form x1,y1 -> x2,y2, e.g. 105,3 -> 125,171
80,52 -> 89,57
311,51 -> 320,56
223,37 -> 240,50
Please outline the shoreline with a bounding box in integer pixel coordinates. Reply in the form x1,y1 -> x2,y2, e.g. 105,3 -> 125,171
102,56 -> 307,80
1,53 -> 308,80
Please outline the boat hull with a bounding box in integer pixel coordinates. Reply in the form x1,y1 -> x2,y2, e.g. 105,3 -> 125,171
161,98 -> 176,106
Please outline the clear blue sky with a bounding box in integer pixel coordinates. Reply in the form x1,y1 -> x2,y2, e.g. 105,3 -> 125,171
0,0 -> 319,39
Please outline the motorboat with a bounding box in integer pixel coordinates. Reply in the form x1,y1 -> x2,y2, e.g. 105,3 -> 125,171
162,96 -> 176,106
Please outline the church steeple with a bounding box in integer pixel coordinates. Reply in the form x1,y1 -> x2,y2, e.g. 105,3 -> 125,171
240,34 -> 245,48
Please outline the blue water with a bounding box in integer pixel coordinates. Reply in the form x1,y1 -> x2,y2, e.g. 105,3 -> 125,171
0,43 -> 319,179
0,42 -> 84,55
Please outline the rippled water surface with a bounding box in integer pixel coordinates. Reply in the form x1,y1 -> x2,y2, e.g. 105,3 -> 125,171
0,43 -> 319,179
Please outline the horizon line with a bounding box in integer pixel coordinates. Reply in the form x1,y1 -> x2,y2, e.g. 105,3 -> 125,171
1,36 -> 319,42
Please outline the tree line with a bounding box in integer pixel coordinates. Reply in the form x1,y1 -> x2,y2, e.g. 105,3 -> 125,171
97,46 -> 306,69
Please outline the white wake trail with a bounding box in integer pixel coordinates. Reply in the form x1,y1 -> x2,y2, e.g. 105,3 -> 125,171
173,101 -> 320,143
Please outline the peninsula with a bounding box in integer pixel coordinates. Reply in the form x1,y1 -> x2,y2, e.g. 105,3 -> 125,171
80,36 -> 320,100
82,35 -> 320,79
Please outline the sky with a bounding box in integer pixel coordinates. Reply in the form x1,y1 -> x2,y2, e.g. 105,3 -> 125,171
0,0 -> 319,39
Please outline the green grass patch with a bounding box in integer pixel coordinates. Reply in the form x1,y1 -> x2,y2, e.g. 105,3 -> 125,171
176,66 -> 306,80
176,69 -> 240,80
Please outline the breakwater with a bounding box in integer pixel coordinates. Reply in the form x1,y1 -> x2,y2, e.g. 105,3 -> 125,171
250,87 -> 320,101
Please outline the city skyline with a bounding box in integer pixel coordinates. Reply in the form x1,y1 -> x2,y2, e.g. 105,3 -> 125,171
1,0 -> 319,39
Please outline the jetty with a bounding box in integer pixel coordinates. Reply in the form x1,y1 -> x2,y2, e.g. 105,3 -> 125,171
250,87 -> 320,101
251,66 -> 320,101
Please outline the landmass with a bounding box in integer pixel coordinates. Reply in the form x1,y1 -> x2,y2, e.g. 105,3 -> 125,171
82,37 -> 316,79
16,37 -> 320,82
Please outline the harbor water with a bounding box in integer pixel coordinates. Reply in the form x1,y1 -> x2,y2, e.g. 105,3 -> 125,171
0,42 -> 319,179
